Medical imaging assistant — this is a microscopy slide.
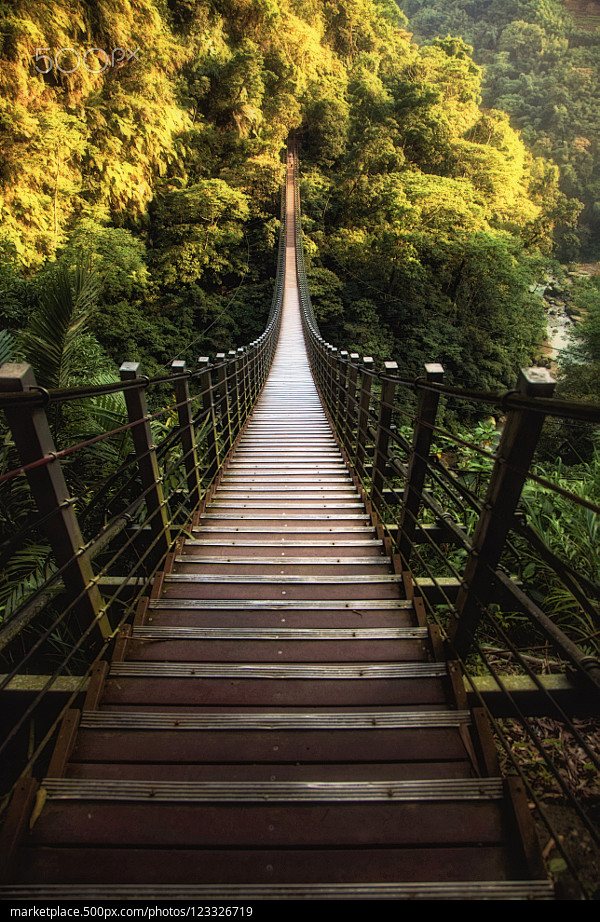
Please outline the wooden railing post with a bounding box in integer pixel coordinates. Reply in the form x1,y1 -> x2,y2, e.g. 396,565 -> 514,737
247,343 -> 258,404
214,353 -> 232,458
238,346 -> 249,427
228,350 -> 241,440
0,364 -> 110,640
313,343 -> 326,397
120,362 -> 171,569
355,356 -> 374,481
398,363 -> 445,567
325,346 -> 337,419
335,351 -> 349,433
343,353 -> 360,457
257,340 -> 268,395
452,367 -> 556,657
170,360 -> 200,510
197,357 -> 220,482
371,362 -> 398,509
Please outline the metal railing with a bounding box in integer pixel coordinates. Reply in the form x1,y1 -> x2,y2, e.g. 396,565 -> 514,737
293,153 -> 600,899
0,185 -> 286,807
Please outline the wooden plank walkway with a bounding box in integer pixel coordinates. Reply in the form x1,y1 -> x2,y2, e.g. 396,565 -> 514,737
0,158 -> 553,900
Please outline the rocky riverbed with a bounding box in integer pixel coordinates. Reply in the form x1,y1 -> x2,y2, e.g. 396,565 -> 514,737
544,277 -> 575,361
539,264 -> 599,367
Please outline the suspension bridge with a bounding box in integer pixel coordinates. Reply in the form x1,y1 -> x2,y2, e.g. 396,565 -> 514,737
0,146 -> 599,900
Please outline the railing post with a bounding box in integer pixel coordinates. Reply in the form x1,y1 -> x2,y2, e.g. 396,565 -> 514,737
0,364 -> 110,640
452,367 -> 556,657
215,353 -> 232,458
335,351 -> 349,433
371,362 -> 398,509
257,341 -> 266,398
256,341 -> 266,396
238,346 -> 249,427
119,362 -> 171,570
398,363 -> 445,567
343,353 -> 360,457
170,360 -> 200,510
228,350 -> 241,441
355,356 -> 374,481
247,344 -> 258,405
313,343 -> 326,397
325,346 -> 337,419
197,357 -> 220,481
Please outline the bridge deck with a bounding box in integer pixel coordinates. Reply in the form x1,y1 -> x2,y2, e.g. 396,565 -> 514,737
0,160 -> 552,900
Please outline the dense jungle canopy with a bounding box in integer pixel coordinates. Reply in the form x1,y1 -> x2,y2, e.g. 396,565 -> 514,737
0,0 -> 592,393
403,0 -> 600,260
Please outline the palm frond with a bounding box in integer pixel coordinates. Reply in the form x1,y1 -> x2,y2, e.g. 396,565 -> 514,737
0,330 -> 14,366
0,543 -> 56,622
19,254 -> 103,390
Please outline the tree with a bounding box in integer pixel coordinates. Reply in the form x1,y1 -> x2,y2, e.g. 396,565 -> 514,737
559,276 -> 600,401
19,255 -> 106,391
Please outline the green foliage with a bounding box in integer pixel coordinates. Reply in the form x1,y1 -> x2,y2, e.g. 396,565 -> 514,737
0,330 -> 14,365
59,222 -> 150,304
301,68 -> 554,390
0,543 -> 56,622
0,244 -> 35,330
0,0 -> 568,394
303,86 -> 350,165
518,451 -> 600,655
410,414 -> 600,656
19,255 -> 105,391
151,180 -> 250,287
558,274 -> 600,402
399,0 -> 600,258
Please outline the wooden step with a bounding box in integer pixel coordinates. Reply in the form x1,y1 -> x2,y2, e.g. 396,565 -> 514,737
125,623 -> 431,662
182,539 -> 387,557
191,526 -> 380,539
70,708 -> 473,765
173,556 -> 392,574
65,762 -> 476,781
100,661 -> 451,707
143,606 -> 419,628
26,779 -> 510,853
160,574 -> 406,601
